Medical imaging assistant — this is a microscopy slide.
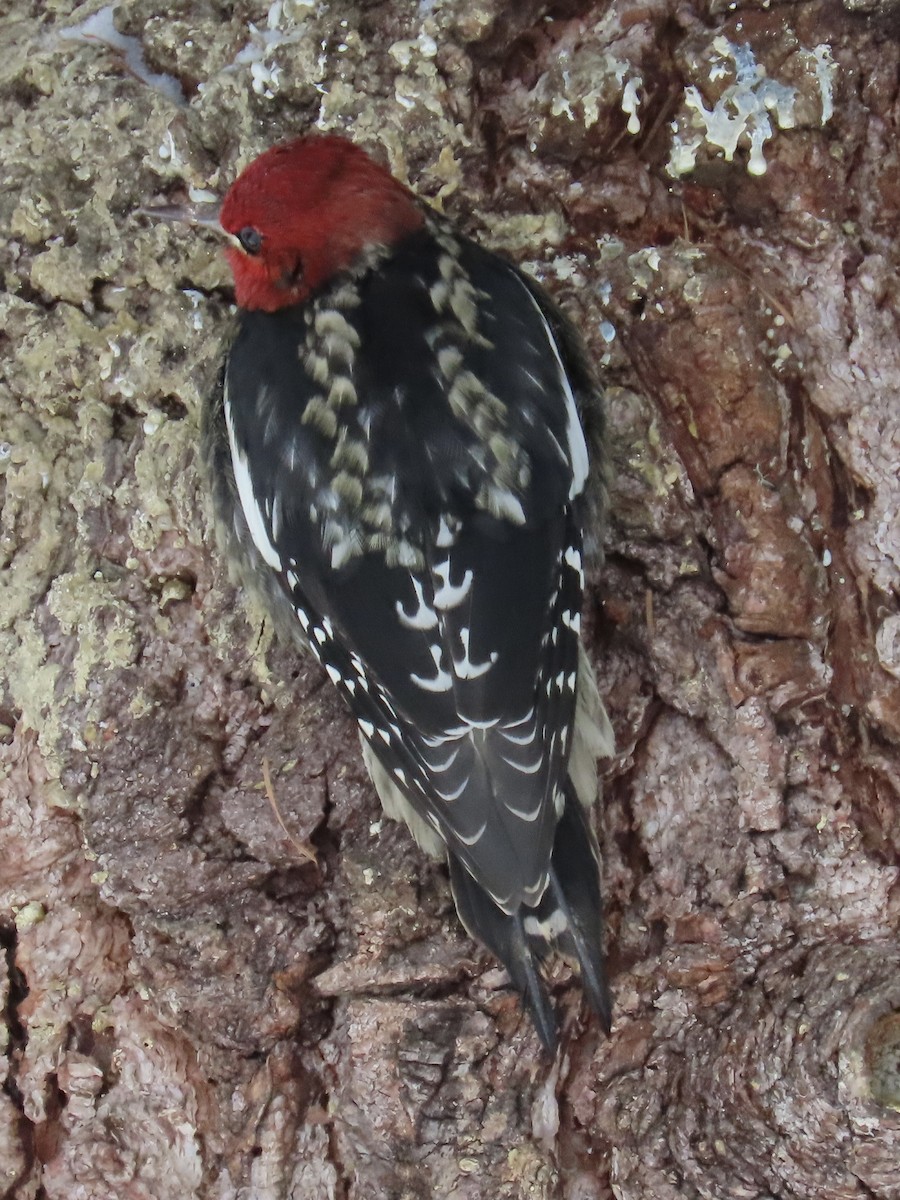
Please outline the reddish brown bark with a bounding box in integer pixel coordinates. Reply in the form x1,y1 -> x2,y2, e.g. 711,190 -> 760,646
1,1 -> 898,1196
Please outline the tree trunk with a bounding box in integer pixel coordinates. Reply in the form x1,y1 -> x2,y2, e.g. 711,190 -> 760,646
1,1 -> 898,1197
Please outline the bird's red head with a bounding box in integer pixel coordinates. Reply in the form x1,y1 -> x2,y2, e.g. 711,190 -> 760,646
219,134 -> 424,312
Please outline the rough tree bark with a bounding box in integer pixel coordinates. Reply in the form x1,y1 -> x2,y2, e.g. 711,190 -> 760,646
0,1 -> 898,1198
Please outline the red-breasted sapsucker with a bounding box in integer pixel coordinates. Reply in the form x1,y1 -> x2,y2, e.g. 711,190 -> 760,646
181,135 -> 613,1050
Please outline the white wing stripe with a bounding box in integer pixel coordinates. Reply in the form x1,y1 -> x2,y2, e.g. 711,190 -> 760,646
225,399 -> 282,570
513,276 -> 589,500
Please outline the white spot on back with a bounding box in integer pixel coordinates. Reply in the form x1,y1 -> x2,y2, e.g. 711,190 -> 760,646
435,515 -> 457,548
432,559 -> 473,610
452,627 -> 498,680
396,576 -> 438,631
329,529 -> 358,570
485,488 -> 526,524
411,644 -> 453,693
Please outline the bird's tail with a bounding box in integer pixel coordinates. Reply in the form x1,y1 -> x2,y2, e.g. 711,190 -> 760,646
448,783 -> 611,1053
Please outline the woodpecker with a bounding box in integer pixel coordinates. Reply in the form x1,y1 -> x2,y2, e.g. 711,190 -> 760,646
191,135 -> 614,1050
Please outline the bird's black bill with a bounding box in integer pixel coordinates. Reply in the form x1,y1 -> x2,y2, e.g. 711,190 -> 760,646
137,200 -> 224,233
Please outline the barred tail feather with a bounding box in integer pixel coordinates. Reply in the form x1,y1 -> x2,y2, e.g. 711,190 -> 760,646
538,785 -> 612,1032
448,854 -> 559,1051
448,783 -> 610,1052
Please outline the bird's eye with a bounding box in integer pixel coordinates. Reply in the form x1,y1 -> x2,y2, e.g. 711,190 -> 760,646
237,226 -> 263,255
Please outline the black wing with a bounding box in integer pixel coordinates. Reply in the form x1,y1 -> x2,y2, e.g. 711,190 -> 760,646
218,223 -> 591,912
